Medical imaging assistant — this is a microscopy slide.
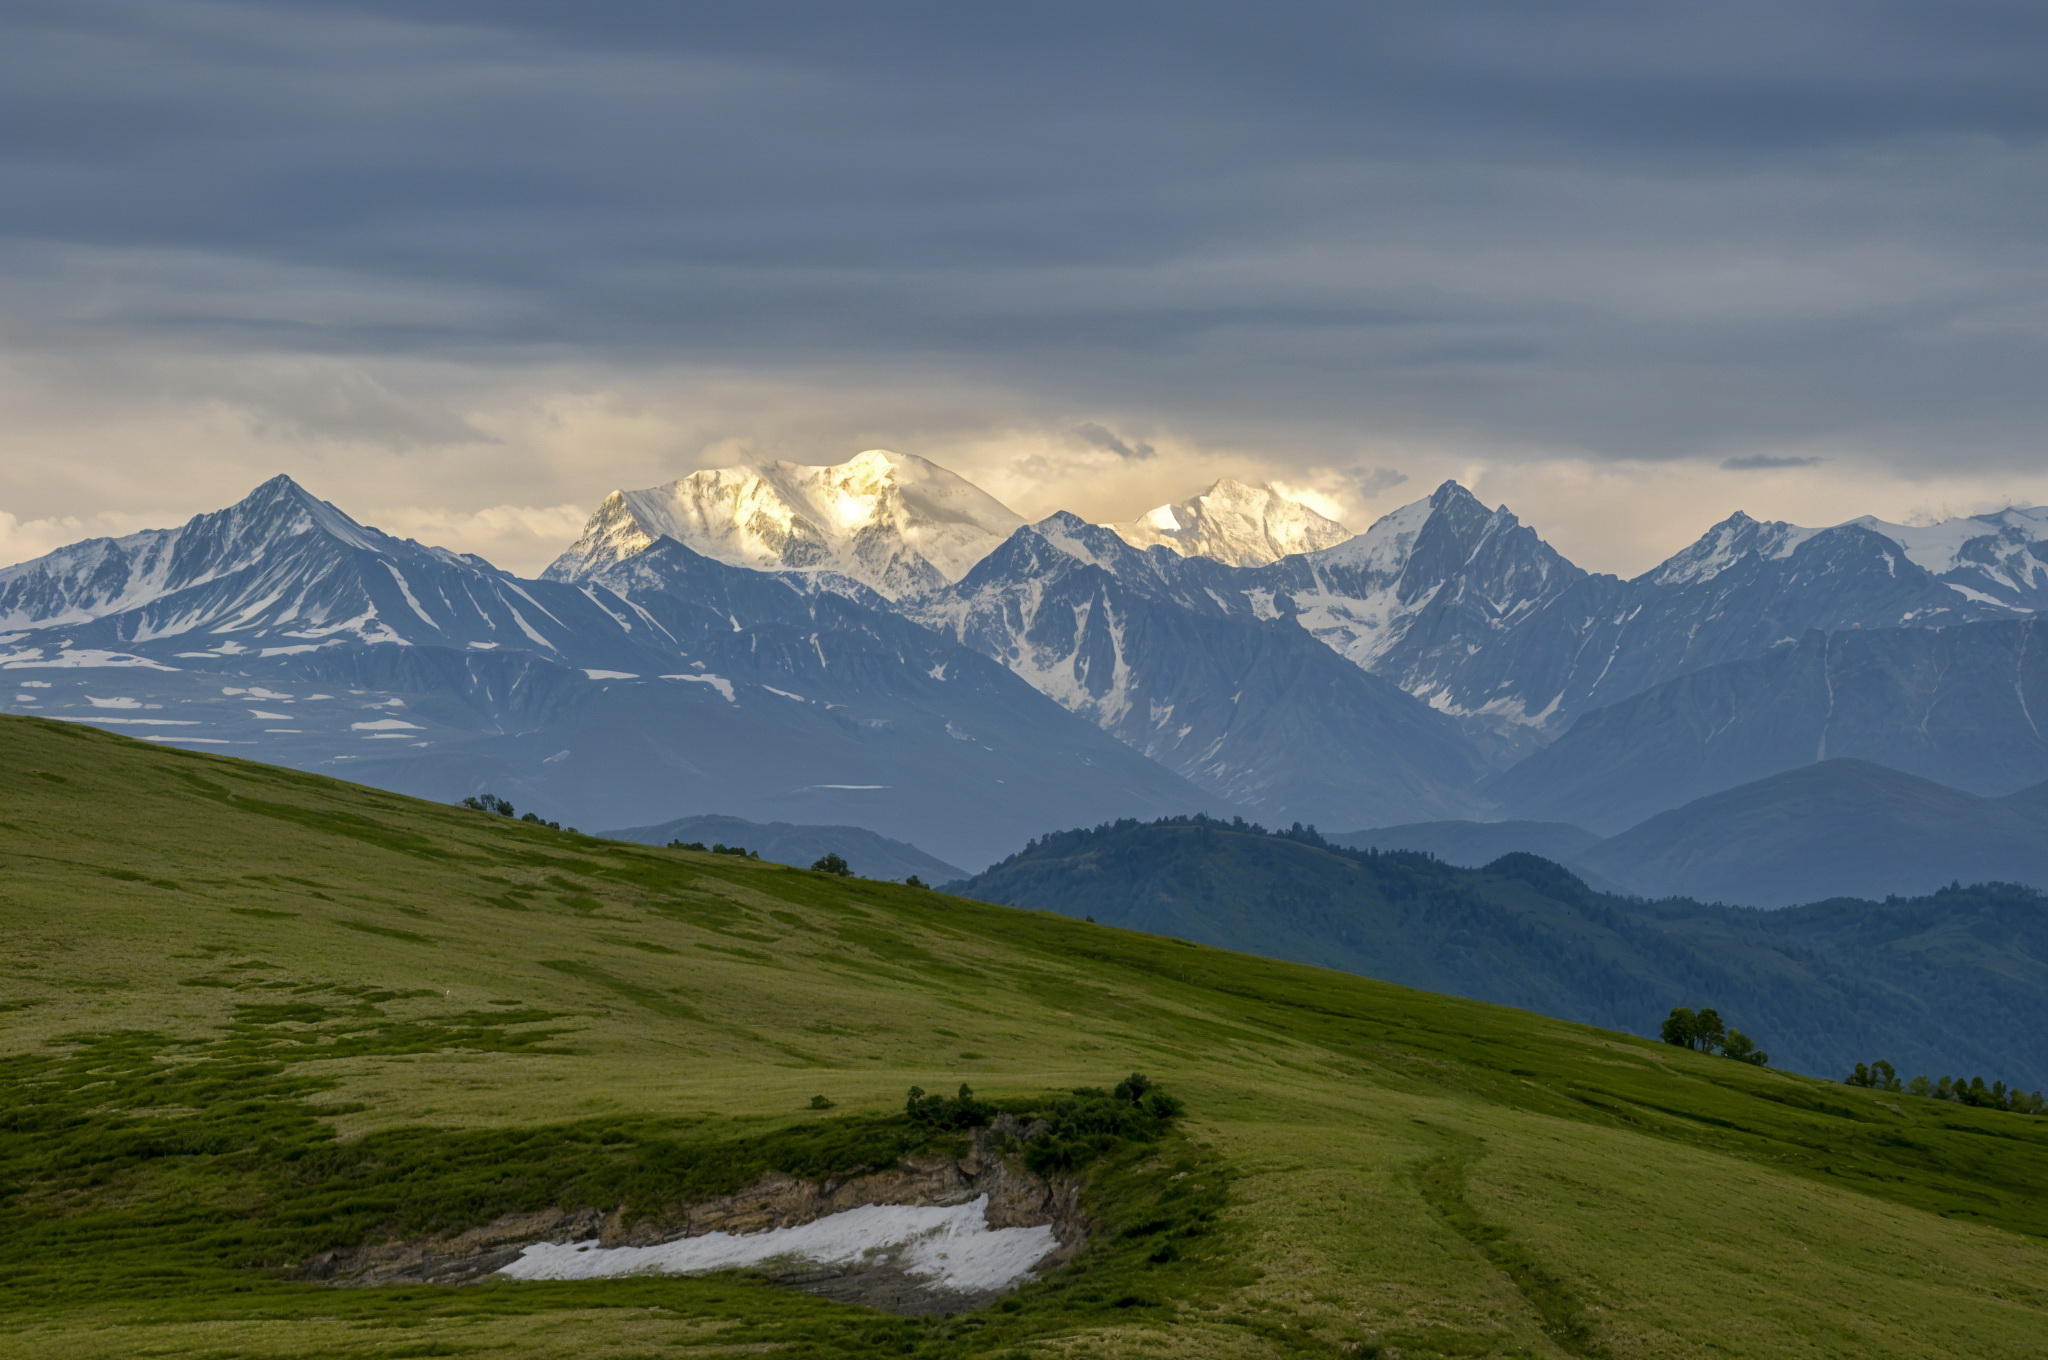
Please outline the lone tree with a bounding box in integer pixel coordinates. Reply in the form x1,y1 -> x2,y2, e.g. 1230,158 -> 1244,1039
461,793 -> 516,817
811,852 -> 852,876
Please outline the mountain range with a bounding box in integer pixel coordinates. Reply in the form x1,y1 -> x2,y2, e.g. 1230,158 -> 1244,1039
10,451 -> 2048,881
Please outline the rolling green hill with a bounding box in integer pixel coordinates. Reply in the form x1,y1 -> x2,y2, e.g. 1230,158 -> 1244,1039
3,713 -> 2047,1359
951,816 -> 2048,1087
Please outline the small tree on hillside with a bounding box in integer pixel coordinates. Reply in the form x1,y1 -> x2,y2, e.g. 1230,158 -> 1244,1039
1720,1029 -> 1769,1066
812,852 -> 852,876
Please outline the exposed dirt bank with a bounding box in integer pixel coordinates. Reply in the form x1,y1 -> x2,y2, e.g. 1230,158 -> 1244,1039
303,1120 -> 1084,1314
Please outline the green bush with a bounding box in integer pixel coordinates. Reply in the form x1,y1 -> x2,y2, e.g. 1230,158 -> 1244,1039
1021,1077 -> 1184,1174
906,1082 -> 994,1129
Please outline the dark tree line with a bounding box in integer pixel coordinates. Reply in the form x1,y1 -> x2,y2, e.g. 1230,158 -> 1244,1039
460,793 -> 564,831
667,839 -> 759,859
1846,1060 -> 2046,1113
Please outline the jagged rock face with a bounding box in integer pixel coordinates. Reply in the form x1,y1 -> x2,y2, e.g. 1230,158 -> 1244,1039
1109,478 -> 1354,566
544,449 -> 1026,598
1246,485 -> 2048,752
1253,482 -> 1589,755
913,513 -> 1488,827
0,474 -> 648,662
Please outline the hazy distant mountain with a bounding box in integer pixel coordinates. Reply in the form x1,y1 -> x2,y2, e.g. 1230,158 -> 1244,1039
1328,819 -> 1603,870
544,449 -> 1026,598
1488,620 -> 2048,831
600,812 -> 965,882
1108,478 -> 1354,566
1572,759 -> 2048,908
1338,761 -> 2048,908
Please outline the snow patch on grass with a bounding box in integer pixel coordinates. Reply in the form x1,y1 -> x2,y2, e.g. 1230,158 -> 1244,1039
499,1193 -> 1055,1294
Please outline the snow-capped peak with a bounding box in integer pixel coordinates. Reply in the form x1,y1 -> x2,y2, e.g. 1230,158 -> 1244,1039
0,475 -> 392,629
544,449 -> 1025,598
1308,480 -> 1495,576
1642,511 -> 1821,586
1108,478 -> 1354,566
1643,502 -> 2048,595
1844,505 -> 2048,576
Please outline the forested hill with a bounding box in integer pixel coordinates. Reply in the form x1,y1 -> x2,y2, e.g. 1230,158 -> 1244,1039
949,816 -> 2048,1086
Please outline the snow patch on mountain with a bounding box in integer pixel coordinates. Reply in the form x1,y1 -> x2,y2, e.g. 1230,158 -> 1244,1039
1643,512 -> 1822,586
1109,479 -> 1353,566
1644,503 -> 2048,608
544,450 -> 1025,598
1851,507 -> 2048,589
1310,495 -> 1435,575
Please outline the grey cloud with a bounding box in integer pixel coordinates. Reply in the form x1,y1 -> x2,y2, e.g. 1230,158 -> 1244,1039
1350,467 -> 1411,497
1722,454 -> 1825,470
1071,423 -> 1155,461
0,0 -> 2044,496
226,368 -> 498,448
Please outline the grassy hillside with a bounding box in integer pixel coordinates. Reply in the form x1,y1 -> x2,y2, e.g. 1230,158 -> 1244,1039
953,815 -> 2048,1086
2,714 -> 2047,1359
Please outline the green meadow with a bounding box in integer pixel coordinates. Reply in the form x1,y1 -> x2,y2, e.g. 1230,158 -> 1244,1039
2,712 -> 2046,1359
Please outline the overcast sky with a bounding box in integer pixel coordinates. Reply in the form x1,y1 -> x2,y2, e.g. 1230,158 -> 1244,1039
2,0 -> 2044,576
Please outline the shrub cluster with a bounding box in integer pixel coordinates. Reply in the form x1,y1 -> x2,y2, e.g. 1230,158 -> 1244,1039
459,793 -> 562,830
899,1073 -> 1187,1174
1023,1074 -> 1186,1174
667,839 -> 758,858
811,852 -> 853,876
1847,1060 -> 2046,1113
905,1082 -> 997,1129
1660,1006 -> 1768,1065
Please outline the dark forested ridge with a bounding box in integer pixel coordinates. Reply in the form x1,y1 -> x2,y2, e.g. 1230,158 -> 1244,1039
948,816 -> 2048,1086
1328,819 -> 1604,872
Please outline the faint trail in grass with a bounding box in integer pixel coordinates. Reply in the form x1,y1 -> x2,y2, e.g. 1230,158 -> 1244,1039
537,959 -> 703,1020
1414,1127 -> 1611,1360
